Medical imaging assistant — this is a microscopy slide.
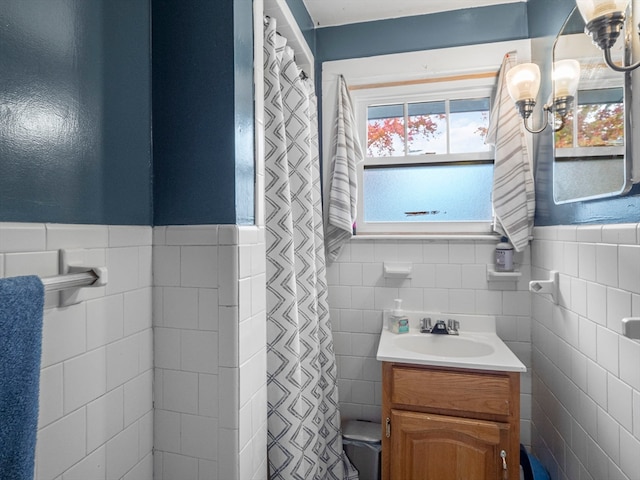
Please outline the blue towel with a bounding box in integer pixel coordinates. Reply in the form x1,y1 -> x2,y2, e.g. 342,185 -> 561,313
0,276 -> 45,480
520,444 -> 551,480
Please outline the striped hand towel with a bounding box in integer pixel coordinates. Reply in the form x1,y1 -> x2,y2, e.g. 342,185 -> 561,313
485,52 -> 535,252
325,75 -> 363,262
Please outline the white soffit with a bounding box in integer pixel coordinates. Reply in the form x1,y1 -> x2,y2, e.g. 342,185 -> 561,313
302,0 -> 526,27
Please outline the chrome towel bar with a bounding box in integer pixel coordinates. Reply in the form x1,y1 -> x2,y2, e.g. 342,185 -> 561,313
40,270 -> 100,293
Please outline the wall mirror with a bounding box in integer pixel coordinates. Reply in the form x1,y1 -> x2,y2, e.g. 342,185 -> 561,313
553,7 -> 632,203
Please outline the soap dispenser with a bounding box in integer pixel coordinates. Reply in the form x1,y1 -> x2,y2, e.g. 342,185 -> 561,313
495,236 -> 514,272
388,298 -> 409,334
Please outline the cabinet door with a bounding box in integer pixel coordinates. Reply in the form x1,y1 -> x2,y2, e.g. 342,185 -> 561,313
389,409 -> 511,480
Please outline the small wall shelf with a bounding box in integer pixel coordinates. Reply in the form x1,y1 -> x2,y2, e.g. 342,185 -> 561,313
622,318 -> 640,339
486,266 -> 522,282
384,262 -> 412,279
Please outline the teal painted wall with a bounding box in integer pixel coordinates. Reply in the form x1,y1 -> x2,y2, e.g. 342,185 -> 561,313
152,0 -> 255,226
7,0 -> 636,227
0,0 -> 152,225
285,0 -> 315,53
0,0 -> 255,227
315,3 -> 528,63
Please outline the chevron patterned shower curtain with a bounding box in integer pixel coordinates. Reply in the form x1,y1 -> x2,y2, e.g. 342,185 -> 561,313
263,17 -> 358,480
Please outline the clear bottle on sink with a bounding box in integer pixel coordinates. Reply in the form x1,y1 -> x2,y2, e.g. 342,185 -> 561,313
388,298 -> 409,334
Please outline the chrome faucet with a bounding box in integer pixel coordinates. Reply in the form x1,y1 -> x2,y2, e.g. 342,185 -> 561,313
420,317 -> 459,335
420,317 -> 432,333
446,319 -> 460,335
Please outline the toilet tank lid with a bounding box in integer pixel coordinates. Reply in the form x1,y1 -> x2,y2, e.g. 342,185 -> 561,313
342,420 -> 381,443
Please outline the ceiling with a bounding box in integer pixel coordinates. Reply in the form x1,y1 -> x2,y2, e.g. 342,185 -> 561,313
301,0 -> 526,27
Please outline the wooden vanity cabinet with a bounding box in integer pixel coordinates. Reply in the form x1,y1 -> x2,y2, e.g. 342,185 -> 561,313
381,362 -> 520,480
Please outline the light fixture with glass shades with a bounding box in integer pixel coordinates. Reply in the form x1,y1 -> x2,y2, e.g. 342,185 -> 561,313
576,0 -> 639,71
552,59 -> 581,120
506,60 -> 581,134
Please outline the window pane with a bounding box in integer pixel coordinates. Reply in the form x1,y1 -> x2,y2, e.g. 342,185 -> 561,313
367,104 -> 405,157
407,101 -> 446,155
449,98 -> 491,153
554,156 -> 624,200
577,88 -> 624,147
363,163 -> 493,222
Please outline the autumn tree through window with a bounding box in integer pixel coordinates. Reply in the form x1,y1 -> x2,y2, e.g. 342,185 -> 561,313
554,87 -> 624,149
366,99 -> 489,157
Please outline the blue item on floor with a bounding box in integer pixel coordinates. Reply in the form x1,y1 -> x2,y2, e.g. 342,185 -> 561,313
0,276 -> 45,480
520,444 -> 551,480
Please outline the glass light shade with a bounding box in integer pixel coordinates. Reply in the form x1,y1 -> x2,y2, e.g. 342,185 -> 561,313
506,63 -> 541,103
553,59 -> 581,98
575,0 -> 629,23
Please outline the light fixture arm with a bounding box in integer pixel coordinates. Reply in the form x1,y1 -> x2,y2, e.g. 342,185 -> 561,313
603,46 -> 640,71
584,11 -> 640,72
551,95 -> 574,132
523,112 -> 549,134
517,100 -> 552,134
552,116 -> 566,133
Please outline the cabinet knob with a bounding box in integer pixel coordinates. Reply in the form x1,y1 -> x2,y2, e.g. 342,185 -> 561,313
385,417 -> 391,438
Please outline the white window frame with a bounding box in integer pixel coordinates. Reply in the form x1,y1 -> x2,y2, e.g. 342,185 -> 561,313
320,40 -> 532,238
352,80 -> 496,235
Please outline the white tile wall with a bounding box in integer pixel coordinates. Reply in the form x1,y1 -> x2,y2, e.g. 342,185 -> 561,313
327,237 -> 533,445
153,225 -> 267,480
531,225 -> 640,480
2,220 -> 542,479
0,223 -> 153,480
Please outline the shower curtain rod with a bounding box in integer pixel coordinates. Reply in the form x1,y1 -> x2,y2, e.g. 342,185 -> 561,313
40,270 -> 100,293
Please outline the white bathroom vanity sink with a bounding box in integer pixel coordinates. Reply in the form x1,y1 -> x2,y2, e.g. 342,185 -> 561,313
376,312 -> 526,372
392,333 -> 495,358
